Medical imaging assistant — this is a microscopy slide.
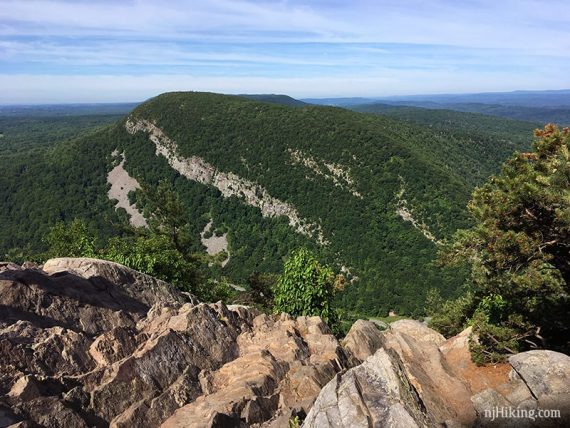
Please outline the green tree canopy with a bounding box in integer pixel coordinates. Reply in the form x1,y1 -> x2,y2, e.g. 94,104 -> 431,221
40,182 -> 219,299
435,124 -> 570,364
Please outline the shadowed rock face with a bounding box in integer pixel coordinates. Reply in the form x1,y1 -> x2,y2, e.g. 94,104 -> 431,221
0,259 -> 348,427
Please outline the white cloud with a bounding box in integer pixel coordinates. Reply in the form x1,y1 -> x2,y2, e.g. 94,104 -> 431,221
0,0 -> 569,50
1,0 -> 569,101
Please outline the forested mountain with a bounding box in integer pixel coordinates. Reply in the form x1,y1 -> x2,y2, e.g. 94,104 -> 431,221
240,94 -> 307,106
351,104 -> 537,182
0,92 -> 535,317
358,102 -> 570,125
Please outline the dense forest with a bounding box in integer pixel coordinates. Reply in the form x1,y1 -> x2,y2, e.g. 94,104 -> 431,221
350,104 -> 537,184
0,114 -> 124,154
353,102 -> 570,128
0,92 -> 537,317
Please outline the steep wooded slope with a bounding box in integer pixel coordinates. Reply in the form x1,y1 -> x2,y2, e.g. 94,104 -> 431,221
0,92 -> 534,315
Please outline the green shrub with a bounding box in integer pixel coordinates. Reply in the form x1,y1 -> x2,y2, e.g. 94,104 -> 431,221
428,291 -> 474,337
43,218 -> 96,259
273,248 -> 338,329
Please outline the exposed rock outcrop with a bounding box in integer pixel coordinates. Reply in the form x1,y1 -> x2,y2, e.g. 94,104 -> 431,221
395,177 -> 441,244
0,259 -> 347,427
42,257 -> 188,308
303,348 -> 430,428
2,259 -> 569,427
200,220 -> 230,267
125,118 -> 327,244
107,152 -> 147,228
288,148 -> 362,198
342,319 -> 384,363
306,319 -> 570,427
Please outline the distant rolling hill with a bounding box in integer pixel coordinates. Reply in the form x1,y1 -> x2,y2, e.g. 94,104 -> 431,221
376,89 -> 570,107
362,102 -> 570,126
306,89 -> 570,125
0,102 -> 140,117
0,92 -> 536,316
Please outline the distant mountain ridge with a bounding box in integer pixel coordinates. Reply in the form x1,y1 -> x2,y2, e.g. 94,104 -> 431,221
304,89 -> 570,107
378,89 -> 570,107
305,89 -> 570,124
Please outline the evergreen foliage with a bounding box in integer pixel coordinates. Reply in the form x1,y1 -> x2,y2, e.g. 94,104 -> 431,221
434,124 -> 570,363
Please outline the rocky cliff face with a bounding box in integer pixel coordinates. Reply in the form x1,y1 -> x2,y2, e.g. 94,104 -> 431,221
124,118 -> 327,244
1,259 -> 569,427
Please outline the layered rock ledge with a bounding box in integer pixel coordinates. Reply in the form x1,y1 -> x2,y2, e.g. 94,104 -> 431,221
1,259 -> 569,427
0,259 -> 348,427
306,320 -> 570,427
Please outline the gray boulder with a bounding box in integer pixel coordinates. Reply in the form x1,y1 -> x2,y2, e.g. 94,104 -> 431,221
509,351 -> 570,419
342,319 -> 384,363
303,349 -> 431,428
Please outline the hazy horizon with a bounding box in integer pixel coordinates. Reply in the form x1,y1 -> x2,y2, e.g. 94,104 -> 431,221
1,0 -> 570,103
1,88 -> 570,107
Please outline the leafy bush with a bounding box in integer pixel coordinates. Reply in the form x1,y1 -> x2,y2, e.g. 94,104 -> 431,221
273,248 -> 338,328
43,218 -> 96,259
102,232 -> 199,291
196,278 -> 238,304
427,290 -> 475,337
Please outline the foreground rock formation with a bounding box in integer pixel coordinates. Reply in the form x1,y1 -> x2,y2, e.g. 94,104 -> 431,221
1,258 -> 569,427
0,259 -> 347,427
306,320 -> 570,428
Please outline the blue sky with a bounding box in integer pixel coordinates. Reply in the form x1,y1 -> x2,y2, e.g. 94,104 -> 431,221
1,0 -> 569,103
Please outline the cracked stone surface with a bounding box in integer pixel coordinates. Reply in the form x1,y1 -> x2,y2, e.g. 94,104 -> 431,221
2,259 -> 569,427
0,259 -> 348,427
305,320 -> 570,428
